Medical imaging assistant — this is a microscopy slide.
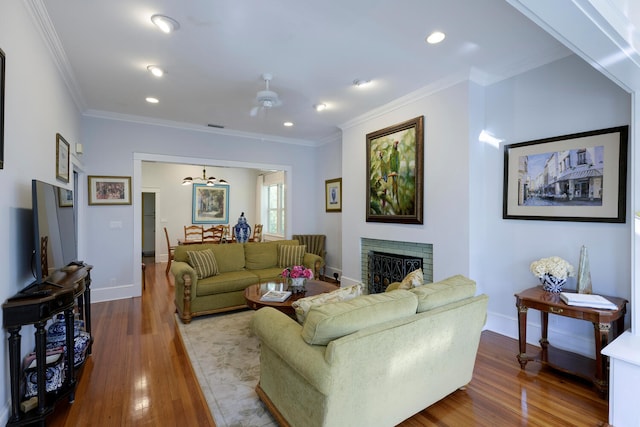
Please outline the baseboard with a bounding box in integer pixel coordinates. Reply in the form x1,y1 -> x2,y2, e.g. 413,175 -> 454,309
485,310 -> 594,358
91,283 -> 138,302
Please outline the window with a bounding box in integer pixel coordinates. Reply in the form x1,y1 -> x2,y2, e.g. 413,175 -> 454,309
263,171 -> 286,236
577,149 -> 587,165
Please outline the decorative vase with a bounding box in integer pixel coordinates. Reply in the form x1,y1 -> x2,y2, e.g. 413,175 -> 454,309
289,277 -> 306,293
577,245 -> 593,294
540,274 -> 567,293
234,212 -> 251,243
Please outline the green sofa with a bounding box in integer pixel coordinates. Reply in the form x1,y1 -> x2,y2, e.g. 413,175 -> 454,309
171,239 -> 323,323
251,275 -> 488,427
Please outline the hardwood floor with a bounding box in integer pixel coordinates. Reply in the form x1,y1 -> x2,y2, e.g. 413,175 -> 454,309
46,260 -> 609,426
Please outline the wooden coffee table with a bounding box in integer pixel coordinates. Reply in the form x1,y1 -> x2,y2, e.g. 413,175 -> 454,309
244,280 -> 338,317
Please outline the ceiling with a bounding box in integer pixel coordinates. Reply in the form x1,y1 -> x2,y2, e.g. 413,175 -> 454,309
36,0 -> 571,145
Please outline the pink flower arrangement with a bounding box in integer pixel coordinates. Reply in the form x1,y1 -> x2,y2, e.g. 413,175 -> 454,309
281,265 -> 313,279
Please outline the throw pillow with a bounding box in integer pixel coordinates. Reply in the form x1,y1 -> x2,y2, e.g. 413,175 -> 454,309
278,244 -> 306,268
292,284 -> 363,324
397,268 -> 424,290
186,249 -> 219,279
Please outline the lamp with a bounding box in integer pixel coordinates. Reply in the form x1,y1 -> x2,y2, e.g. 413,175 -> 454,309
181,166 -> 229,186
151,14 -> 180,34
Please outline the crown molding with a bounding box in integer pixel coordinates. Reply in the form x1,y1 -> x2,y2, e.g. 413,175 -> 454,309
25,0 -> 86,112
83,109 -> 321,147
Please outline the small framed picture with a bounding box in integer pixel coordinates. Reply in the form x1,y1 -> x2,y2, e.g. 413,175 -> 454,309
88,175 -> 132,205
58,187 -> 73,208
56,133 -> 70,183
325,178 -> 342,212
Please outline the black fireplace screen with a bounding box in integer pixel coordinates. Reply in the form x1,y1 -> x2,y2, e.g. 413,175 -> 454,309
368,251 -> 423,293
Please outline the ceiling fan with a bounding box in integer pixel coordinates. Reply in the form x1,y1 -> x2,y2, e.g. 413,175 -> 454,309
250,73 -> 282,117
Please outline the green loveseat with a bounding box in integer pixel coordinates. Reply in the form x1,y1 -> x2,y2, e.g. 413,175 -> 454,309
172,239 -> 323,323
251,275 -> 488,427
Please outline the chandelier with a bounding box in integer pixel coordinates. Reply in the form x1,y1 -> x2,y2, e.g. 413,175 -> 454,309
181,166 -> 229,186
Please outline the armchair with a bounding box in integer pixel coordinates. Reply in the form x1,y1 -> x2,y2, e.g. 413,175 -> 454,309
292,234 -> 326,279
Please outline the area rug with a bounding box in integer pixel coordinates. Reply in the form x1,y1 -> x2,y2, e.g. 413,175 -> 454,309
176,310 -> 277,427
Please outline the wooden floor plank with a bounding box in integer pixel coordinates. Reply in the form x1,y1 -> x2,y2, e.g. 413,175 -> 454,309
45,259 -> 608,426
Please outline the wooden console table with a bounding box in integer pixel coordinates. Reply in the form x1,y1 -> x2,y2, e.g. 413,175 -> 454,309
2,264 -> 93,426
514,286 -> 626,398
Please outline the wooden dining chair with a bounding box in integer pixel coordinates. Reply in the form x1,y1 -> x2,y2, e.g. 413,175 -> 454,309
203,225 -> 224,243
164,227 -> 177,275
249,224 -> 263,242
202,226 -> 216,242
184,225 -> 203,243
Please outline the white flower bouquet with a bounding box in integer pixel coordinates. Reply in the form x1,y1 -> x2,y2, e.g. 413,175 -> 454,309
530,256 -> 575,281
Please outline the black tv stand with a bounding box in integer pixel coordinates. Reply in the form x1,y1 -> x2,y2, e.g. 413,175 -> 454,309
2,264 -> 93,425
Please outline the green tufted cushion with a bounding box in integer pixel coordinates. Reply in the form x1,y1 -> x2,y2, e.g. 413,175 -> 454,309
209,243 -> 245,273
186,249 -> 219,279
301,290 -> 418,345
410,274 -> 476,312
278,244 -> 306,268
244,242 -> 278,270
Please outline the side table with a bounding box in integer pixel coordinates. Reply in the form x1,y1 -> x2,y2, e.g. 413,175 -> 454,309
514,286 -> 627,398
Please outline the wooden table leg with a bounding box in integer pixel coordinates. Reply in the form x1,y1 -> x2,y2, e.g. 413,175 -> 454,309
540,311 -> 549,362
516,302 -> 528,368
593,321 -> 611,398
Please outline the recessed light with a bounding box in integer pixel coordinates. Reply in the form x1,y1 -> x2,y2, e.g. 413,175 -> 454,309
314,103 -> 327,112
145,97 -> 159,104
353,79 -> 372,88
426,31 -> 446,44
151,14 -> 180,33
283,122 -> 294,127
147,65 -> 165,77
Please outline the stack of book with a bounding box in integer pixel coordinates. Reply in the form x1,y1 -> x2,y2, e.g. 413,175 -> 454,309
559,292 -> 617,310
260,290 -> 292,302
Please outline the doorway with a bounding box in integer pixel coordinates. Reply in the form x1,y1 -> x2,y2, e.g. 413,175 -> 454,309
142,192 -> 156,257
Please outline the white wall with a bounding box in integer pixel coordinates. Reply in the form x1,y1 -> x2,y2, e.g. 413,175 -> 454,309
0,2 -> 82,422
316,138 -> 342,279
81,117 -> 320,301
340,82 -> 471,286
476,55 -> 631,356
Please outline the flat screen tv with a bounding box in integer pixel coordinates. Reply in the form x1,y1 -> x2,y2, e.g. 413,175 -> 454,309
31,179 -> 78,285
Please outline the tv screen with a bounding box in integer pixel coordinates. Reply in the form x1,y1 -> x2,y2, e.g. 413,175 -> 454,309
32,179 -> 78,284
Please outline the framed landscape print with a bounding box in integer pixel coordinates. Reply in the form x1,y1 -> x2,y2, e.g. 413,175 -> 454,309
192,183 -> 230,224
58,187 -> 73,207
88,175 -> 132,205
325,178 -> 342,212
366,116 -> 424,224
503,126 -> 628,223
56,133 -> 70,183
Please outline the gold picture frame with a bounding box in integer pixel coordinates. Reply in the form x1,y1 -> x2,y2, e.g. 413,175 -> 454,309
325,178 -> 342,212
56,133 -> 70,183
88,175 -> 132,205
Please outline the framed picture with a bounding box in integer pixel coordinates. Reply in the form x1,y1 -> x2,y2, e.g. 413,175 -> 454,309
366,116 -> 424,224
88,175 -> 132,205
58,187 -> 73,207
56,133 -> 70,183
0,47 -> 5,169
325,178 -> 342,212
503,126 -> 628,223
192,183 -> 230,224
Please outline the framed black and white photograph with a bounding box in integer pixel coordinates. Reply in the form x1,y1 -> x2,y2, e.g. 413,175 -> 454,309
56,133 -> 70,183
192,183 -> 230,224
325,178 -> 342,212
503,126 -> 628,223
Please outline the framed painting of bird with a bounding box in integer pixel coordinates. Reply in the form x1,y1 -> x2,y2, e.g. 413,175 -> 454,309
366,116 -> 424,224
